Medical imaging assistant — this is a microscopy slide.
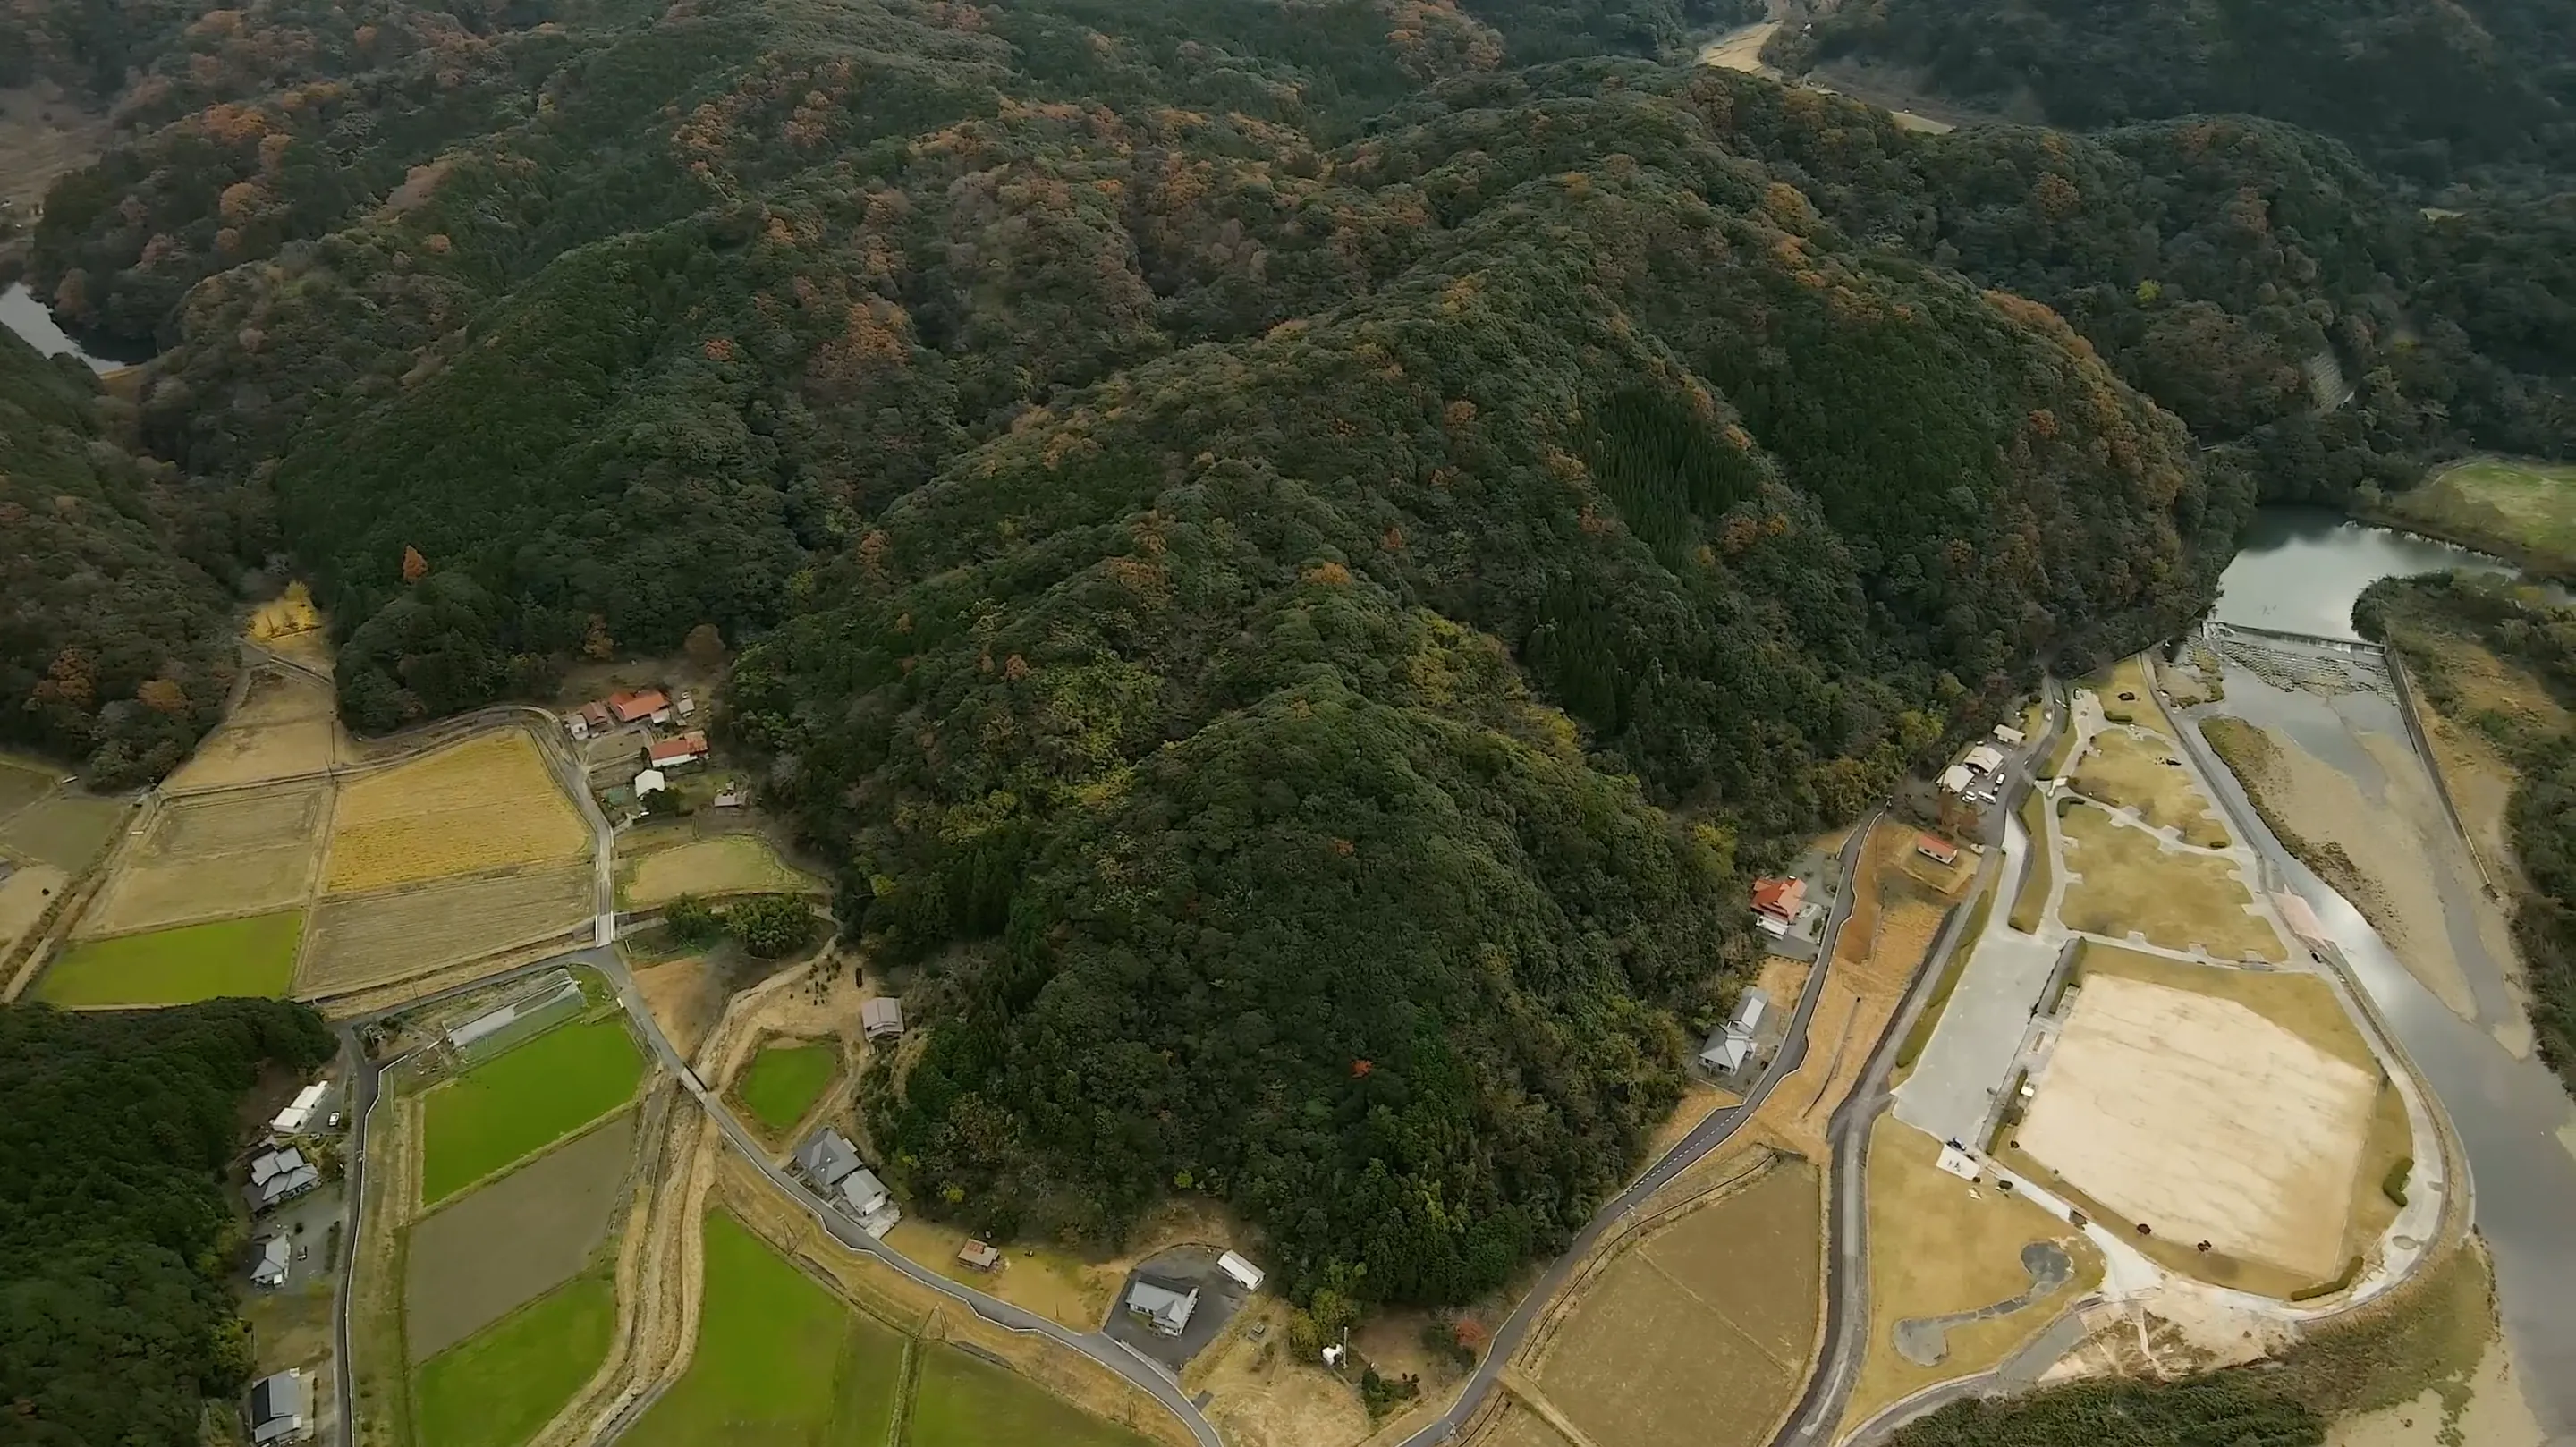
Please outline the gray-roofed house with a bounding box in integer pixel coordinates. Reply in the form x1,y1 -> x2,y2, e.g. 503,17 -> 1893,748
1125,1279 -> 1200,1337
838,1167 -> 891,1218
246,1148 -> 320,1213
251,1237 -> 291,1289
1698,987 -> 1771,1075
248,1369 -> 309,1443
861,997 -> 904,1042
794,1129 -> 860,1189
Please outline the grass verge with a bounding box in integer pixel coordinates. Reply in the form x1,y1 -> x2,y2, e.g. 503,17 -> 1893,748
37,910 -> 303,1006
2009,791 -> 2051,934
1895,887 -> 1990,1068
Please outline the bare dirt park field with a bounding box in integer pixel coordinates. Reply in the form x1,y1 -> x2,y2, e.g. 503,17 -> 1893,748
298,863 -> 595,997
1533,1157 -> 1820,1447
2017,972 -> 2376,1284
326,732 -> 589,893
80,784 -> 328,937
406,1111 -> 637,1359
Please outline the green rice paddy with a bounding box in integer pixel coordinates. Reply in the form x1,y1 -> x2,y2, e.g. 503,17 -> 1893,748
36,910 -> 304,1007
908,1348 -> 1156,1447
736,1040 -> 839,1134
622,1212 -> 904,1447
414,1272 -> 616,1447
420,1016 -> 644,1205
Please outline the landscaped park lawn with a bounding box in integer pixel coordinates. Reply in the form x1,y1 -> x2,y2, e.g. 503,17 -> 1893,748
420,1017 -> 644,1205
414,1271 -> 616,1447
909,1347 -> 1156,1447
36,910 -> 303,1006
624,1212 -> 905,1447
737,1040 -> 838,1134
2385,457 -> 2576,570
2070,729 -> 2227,849
2055,803 -> 2284,961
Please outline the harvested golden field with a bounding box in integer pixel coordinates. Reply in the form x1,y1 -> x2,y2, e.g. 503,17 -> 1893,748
299,864 -> 595,997
168,669 -> 346,791
624,834 -> 823,909
326,732 -> 589,893
2071,729 -> 2228,848
1536,1160 -> 1819,1447
1846,1121 -> 2098,1430
82,785 -> 330,936
2057,804 -> 2284,961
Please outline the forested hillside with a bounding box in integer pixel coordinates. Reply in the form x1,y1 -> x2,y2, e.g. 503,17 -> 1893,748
0,1000 -> 337,1446
0,330 -> 243,783
5,0 -> 2558,1310
1801,0 -> 2576,186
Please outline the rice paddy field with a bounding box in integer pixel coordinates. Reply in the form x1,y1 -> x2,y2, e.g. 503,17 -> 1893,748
36,910 -> 304,1007
297,862 -> 595,996
623,1212 -> 907,1447
326,732 -> 589,893
0,791 -> 130,873
406,1113 -> 636,1358
736,1040 -> 839,1135
623,833 -> 823,909
0,861 -> 68,962
909,1349 -> 1157,1447
164,667 -> 346,791
80,784 -> 327,937
0,757 -> 55,820
413,1271 -> 617,1447
419,1017 -> 644,1206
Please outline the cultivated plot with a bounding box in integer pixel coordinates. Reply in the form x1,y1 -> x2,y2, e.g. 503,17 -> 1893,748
419,1018 -> 644,1206
2017,974 -> 2375,1282
81,784 -> 329,937
623,1211 -> 905,1447
625,833 -> 824,908
0,791 -> 127,873
37,910 -> 303,1006
0,758 -> 55,820
414,1270 -> 616,1447
2056,804 -> 2283,961
1537,1160 -> 1820,1447
911,1347 -> 1157,1447
736,1039 -> 839,1135
326,732 -> 589,893
2069,730 -> 2227,849
297,863 -> 594,996
165,668 -> 344,791
407,1111 -> 636,1358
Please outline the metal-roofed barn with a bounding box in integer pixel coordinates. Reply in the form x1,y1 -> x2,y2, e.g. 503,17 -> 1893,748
861,997 -> 904,1042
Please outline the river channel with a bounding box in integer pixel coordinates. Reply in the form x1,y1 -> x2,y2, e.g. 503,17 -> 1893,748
0,280 -> 144,372
2208,505 -> 2576,1442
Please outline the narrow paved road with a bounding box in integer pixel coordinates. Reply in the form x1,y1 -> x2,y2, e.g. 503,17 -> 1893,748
1395,810 -> 1884,1445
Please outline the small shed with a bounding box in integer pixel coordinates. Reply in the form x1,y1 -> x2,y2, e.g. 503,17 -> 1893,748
862,997 -> 904,1042
1126,1279 -> 1200,1337
1993,724 -> 2027,746
248,1370 -> 307,1444
1915,834 -> 1961,867
269,1082 -> 328,1136
1939,764 -> 1976,795
957,1240 -> 1003,1272
1217,1250 -> 1266,1292
647,731 -> 708,769
632,767 -> 669,798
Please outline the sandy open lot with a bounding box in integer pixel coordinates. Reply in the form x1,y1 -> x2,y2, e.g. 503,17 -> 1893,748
1535,1160 -> 1819,1447
406,1111 -> 636,1359
2057,804 -> 2284,961
2019,974 -> 2374,1279
299,864 -> 595,996
326,732 -> 589,893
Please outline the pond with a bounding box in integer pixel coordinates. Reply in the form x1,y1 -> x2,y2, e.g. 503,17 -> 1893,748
0,281 -> 148,373
2212,504 -> 2518,639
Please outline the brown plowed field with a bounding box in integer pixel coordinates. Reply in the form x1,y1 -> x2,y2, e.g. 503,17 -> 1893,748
298,865 -> 594,996
166,668 -> 347,791
326,732 -> 589,893
407,1112 -> 637,1359
81,785 -> 329,936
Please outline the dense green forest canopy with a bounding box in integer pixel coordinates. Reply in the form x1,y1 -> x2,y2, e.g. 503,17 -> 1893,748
0,329 -> 245,783
4,0 -> 2568,1310
1799,0 -> 2576,187
0,1000 -> 336,1447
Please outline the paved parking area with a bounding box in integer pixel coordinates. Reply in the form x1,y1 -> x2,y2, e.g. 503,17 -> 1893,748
1893,824 -> 2064,1147
1105,1244 -> 1253,1371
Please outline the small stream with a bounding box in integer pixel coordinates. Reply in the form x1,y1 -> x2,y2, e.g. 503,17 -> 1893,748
0,281 -> 147,372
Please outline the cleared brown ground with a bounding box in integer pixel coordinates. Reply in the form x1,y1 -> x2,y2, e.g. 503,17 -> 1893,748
326,732 -> 589,893
166,668 -> 347,791
2072,943 -> 2377,1073
298,864 -> 594,996
1470,1407 -> 1573,1447
1535,1161 -> 1820,1447
1197,1298 -> 1374,1447
405,1111 -> 636,1359
885,1218 -> 1109,1330
1844,1121 -> 2099,1431
0,860 -> 69,969
634,956 -> 721,1062
81,785 -> 328,937
2057,803 -> 2284,961
2072,729 -> 2229,848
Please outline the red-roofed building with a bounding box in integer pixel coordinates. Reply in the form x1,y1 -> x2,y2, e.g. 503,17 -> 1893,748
645,731 -> 708,769
609,690 -> 672,725
1750,876 -> 1805,935
1915,834 -> 1961,867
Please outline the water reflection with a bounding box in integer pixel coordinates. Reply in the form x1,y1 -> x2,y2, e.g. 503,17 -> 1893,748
2214,505 -> 2516,639
0,282 -> 146,373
